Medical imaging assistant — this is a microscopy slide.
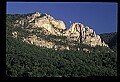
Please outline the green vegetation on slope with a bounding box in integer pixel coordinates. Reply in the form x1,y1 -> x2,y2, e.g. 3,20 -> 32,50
6,36 -> 117,77
6,14 -> 117,77
99,32 -> 117,52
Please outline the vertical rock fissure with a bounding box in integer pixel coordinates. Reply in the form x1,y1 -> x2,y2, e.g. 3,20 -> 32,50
79,24 -> 82,43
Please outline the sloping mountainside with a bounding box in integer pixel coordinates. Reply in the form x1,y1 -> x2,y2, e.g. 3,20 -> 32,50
99,32 -> 117,52
6,12 -> 117,77
7,12 -> 108,50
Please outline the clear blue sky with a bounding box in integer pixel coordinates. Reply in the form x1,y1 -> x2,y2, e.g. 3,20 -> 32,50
6,2 -> 118,34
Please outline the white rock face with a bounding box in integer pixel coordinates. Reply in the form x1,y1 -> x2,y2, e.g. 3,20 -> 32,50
12,31 -> 17,38
51,20 -> 66,30
23,35 -> 55,48
63,23 -> 108,47
13,12 -> 108,49
35,18 -> 53,32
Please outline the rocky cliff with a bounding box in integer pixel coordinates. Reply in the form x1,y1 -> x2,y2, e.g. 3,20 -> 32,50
12,12 -> 108,50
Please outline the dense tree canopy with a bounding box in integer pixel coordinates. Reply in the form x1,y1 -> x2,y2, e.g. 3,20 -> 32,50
99,32 -> 117,52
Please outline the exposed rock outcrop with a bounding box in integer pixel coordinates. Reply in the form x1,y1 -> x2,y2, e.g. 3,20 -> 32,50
13,12 -> 108,50
23,35 -> 55,48
64,23 -> 108,47
51,20 -> 66,30
12,31 -> 18,38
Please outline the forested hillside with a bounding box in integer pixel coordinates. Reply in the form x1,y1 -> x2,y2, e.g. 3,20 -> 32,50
99,32 -> 117,52
6,14 -> 117,77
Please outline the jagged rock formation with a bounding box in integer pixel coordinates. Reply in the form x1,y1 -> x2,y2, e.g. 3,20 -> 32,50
12,12 -> 108,50
63,23 -> 108,47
